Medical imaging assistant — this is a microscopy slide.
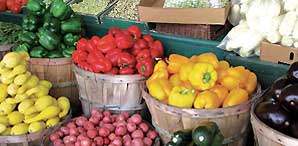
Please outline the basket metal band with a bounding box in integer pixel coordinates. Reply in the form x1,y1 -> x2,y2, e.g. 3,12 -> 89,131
52,81 -> 77,88
152,120 -> 248,145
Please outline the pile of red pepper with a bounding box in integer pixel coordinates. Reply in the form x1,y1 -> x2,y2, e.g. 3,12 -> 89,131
72,26 -> 164,77
0,0 -> 27,13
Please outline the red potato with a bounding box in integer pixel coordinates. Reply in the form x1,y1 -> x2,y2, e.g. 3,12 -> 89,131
63,136 -> 72,144
50,133 -> 60,141
69,135 -> 77,142
56,131 -> 64,137
108,144 -> 117,146
53,139 -> 63,146
139,123 -> 149,133
78,127 -> 86,133
127,122 -> 137,132
98,127 -> 110,137
69,127 -> 79,136
131,138 -> 145,146
77,135 -> 88,141
66,144 -> 74,146
89,116 -> 100,125
116,114 -> 126,121
81,138 -> 92,146
75,141 -> 81,146
132,130 -> 144,139
76,116 -> 88,127
147,130 -> 158,140
115,126 -> 127,136
87,129 -> 98,138
102,123 -> 115,132
108,133 -> 116,141
103,116 -> 112,123
144,137 -> 153,146
84,121 -> 95,130
67,122 -> 76,128
104,137 -> 110,145
129,114 -> 142,125
123,140 -> 132,146
103,110 -> 111,116
120,112 -> 129,119
91,143 -> 96,146
111,115 -> 117,123
91,108 -> 100,116
122,134 -> 131,142
111,137 -> 122,146
60,127 -> 70,135
116,120 -> 127,127
94,136 -> 104,145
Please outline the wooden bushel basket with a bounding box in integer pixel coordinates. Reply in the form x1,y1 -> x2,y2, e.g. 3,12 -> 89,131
0,44 -> 13,60
142,85 -> 262,145
251,102 -> 298,146
72,64 -> 147,117
0,112 -> 71,146
27,58 -> 79,108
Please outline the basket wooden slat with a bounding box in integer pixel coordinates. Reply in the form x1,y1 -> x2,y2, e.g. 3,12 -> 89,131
27,58 -> 79,108
0,44 -> 13,60
251,102 -> 298,146
142,85 -> 261,145
155,23 -> 230,40
73,64 -> 147,116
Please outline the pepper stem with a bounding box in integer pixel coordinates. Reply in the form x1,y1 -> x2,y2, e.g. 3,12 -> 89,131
179,89 -> 192,95
141,65 -> 146,72
203,72 -> 211,83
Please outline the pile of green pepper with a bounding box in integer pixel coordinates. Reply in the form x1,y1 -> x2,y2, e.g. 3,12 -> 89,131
13,0 -> 83,58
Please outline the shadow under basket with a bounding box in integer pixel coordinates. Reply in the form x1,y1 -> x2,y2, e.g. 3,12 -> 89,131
0,44 -> 13,60
155,22 -> 231,40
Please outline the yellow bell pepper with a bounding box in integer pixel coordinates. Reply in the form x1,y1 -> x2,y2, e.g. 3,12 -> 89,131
154,60 -> 167,72
218,61 -> 230,70
168,86 -> 195,108
167,54 -> 190,74
189,63 -> 217,90
221,76 -> 240,90
147,68 -> 169,83
147,78 -> 172,101
223,88 -> 249,107
169,74 -> 183,86
179,62 -> 194,82
194,91 -> 221,109
195,53 -> 219,69
245,72 -> 257,94
210,85 -> 229,104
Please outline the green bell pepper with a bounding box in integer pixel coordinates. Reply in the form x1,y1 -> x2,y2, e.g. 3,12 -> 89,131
63,33 -> 80,46
12,43 -> 30,52
22,14 -> 39,32
62,46 -> 75,57
26,0 -> 46,16
192,121 -> 224,146
61,17 -> 82,33
30,46 -> 48,58
46,50 -> 63,58
37,28 -> 60,51
18,31 -> 37,45
43,13 -> 60,33
50,0 -> 73,20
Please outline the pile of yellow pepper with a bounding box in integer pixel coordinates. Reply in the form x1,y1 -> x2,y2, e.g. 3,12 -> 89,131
146,53 -> 257,109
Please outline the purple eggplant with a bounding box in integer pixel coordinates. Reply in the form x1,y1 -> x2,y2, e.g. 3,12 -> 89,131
287,62 -> 298,83
270,76 -> 289,100
279,84 -> 298,114
291,120 -> 298,138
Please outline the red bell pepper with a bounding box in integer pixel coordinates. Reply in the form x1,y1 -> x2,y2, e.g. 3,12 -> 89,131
115,33 -> 134,50
78,62 -> 93,72
121,30 -> 131,36
136,57 -> 154,77
72,50 -> 88,64
108,28 -> 122,36
119,67 -> 135,75
97,34 -> 116,53
142,34 -> 154,43
90,36 -> 101,47
85,40 -> 97,53
134,39 -> 148,50
128,26 -> 142,39
117,52 -> 136,68
0,1 -> 6,11
76,38 -> 89,52
90,57 -> 112,73
8,0 -> 21,13
6,0 -> 13,9
105,67 -> 119,74
150,40 -> 164,58
136,49 -> 151,61
105,49 -> 122,67
131,46 -> 143,57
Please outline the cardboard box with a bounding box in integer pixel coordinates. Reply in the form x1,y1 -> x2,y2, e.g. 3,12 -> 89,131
138,0 -> 230,25
260,41 -> 298,65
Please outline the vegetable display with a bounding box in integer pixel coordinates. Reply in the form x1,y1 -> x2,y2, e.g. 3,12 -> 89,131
108,0 -> 141,21
72,26 -> 164,76
255,61 -> 298,138
163,0 -> 229,8
0,51 -> 71,135
70,0 -> 108,15
147,53 -> 258,108
13,0 -> 84,58
50,108 -> 158,146
166,121 -> 224,146
0,22 -> 21,45
0,0 -> 27,13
